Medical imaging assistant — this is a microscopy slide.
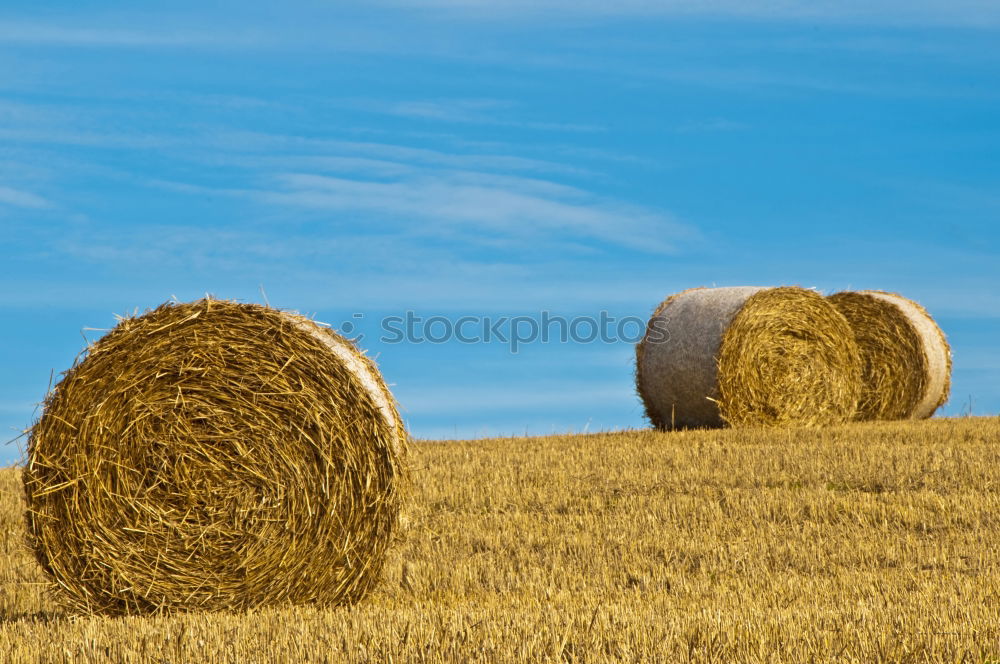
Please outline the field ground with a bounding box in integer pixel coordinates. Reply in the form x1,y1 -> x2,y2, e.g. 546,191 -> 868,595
1,417 -> 999,662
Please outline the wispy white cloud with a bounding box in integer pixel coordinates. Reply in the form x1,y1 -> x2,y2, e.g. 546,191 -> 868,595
0,127 -> 180,150
0,22 -> 269,48
676,118 -> 748,133
742,33 -> 1000,61
217,155 -> 418,179
241,169 -> 689,254
145,167 -> 690,255
650,65 -> 997,98
367,0 -> 1000,27
0,122 -> 599,176
388,98 -> 511,123
0,99 -> 67,125
0,261 -> 673,312
206,131 -> 595,176
0,90 -> 688,259
352,98 -> 604,132
0,95 -> 682,265
0,158 -> 54,184
0,185 -> 51,209
189,145 -> 593,180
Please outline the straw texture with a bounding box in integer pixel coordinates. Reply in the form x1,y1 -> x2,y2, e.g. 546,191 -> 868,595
828,290 -> 951,420
636,286 -> 862,429
23,298 -> 407,615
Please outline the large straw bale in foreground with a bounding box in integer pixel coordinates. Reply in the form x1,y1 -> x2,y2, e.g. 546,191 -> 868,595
636,286 -> 862,430
828,290 -> 951,420
23,298 -> 406,615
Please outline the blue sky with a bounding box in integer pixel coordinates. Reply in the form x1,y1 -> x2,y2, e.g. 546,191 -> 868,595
2,2 -> 998,464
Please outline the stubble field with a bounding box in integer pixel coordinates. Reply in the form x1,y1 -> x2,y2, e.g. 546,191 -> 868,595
1,416 -> 999,662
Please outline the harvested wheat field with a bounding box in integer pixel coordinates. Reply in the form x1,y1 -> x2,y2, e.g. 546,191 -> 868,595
2,417 -> 1000,662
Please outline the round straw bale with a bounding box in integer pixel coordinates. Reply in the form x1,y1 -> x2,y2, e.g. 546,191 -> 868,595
827,290 -> 951,420
23,298 -> 407,615
636,286 -> 862,429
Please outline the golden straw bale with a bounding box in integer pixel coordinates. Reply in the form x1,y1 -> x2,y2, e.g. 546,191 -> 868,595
23,298 -> 407,615
636,286 -> 861,429
828,290 -> 951,420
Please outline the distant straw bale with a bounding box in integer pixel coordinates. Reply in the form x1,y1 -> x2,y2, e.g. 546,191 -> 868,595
828,290 -> 951,420
636,286 -> 861,429
23,298 -> 407,615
